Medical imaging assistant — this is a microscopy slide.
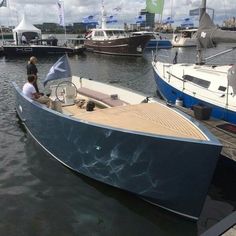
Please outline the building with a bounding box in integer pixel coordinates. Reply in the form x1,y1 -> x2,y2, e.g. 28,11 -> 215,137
73,22 -> 87,33
140,9 -> 155,30
223,17 -> 236,28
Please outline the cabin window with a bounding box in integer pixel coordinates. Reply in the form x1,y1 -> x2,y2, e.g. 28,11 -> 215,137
119,31 -> 125,36
218,86 -> 226,91
94,31 -> 104,37
183,75 -> 210,88
106,31 -> 113,37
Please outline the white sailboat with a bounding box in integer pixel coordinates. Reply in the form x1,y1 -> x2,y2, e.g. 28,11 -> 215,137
152,0 -> 236,124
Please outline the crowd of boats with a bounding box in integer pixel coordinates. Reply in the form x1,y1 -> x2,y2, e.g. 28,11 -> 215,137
0,11 -> 199,58
2,0 -> 235,232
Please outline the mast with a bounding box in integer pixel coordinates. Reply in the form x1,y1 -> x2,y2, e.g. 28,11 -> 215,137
199,0 -> 206,21
101,0 -> 107,29
196,0 -> 206,64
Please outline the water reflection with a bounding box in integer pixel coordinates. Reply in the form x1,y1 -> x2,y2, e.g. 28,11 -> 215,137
24,135 -> 197,236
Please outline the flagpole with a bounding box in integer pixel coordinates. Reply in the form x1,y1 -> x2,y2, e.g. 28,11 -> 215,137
171,0 -> 174,33
0,0 -> 7,41
170,0 -> 173,21
57,0 -> 67,44
62,1 -> 67,44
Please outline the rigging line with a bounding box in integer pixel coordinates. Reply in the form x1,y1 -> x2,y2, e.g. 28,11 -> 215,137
205,47 -> 236,62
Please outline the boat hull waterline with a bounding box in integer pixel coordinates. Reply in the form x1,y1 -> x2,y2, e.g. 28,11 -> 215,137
13,80 -> 222,220
2,45 -> 74,56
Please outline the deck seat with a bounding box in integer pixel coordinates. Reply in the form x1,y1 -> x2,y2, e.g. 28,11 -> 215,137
78,87 -> 127,107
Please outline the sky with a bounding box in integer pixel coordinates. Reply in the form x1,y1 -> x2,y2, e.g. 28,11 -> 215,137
0,0 -> 236,27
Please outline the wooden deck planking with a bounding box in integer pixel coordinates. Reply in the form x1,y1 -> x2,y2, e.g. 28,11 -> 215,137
222,226 -> 236,236
63,102 -> 208,140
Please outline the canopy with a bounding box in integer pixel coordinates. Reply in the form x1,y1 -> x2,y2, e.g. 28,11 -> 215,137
12,14 -> 41,45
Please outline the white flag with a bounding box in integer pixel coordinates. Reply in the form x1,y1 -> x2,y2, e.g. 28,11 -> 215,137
57,1 -> 65,27
0,0 -> 7,7
43,54 -> 72,87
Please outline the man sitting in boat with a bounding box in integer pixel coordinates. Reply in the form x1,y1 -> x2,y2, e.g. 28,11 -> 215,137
23,74 -> 50,107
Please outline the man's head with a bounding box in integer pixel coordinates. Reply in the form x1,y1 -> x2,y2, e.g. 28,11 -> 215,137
29,56 -> 37,64
27,74 -> 36,83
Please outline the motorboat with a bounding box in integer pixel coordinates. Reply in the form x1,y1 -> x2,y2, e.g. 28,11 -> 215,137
84,3 -> 151,56
172,29 -> 197,47
132,31 -> 172,49
2,15 -> 74,56
66,37 -> 86,54
13,54 -> 222,220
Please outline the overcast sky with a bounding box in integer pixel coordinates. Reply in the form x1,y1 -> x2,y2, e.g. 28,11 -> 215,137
0,0 -> 235,27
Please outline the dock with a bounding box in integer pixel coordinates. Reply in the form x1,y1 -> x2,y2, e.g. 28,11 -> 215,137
176,105 -> 236,162
200,211 -> 236,236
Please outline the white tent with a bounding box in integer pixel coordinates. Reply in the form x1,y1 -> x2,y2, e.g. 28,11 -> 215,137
13,14 -> 41,45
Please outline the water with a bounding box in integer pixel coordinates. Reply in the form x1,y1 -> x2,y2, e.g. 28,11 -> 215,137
0,45 -> 236,235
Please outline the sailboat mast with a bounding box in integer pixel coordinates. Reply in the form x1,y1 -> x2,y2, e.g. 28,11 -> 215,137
199,0 -> 206,21
196,0 -> 206,64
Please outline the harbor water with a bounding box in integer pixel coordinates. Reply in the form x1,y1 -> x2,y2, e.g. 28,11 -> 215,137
0,40 -> 236,235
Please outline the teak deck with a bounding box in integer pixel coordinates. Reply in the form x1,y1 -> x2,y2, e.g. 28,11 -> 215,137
62,102 -> 207,140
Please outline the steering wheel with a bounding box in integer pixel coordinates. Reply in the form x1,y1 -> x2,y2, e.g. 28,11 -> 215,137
55,81 -> 78,103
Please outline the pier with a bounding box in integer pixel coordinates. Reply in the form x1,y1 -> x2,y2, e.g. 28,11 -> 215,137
176,105 -> 236,162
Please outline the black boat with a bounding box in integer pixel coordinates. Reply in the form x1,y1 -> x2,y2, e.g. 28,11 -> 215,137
2,15 -> 74,56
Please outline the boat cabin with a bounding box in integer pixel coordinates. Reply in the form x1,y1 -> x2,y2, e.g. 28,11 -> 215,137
179,29 -> 197,38
86,29 -> 129,40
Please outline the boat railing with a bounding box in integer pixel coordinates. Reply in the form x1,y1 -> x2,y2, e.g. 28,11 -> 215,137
2,40 -> 15,45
